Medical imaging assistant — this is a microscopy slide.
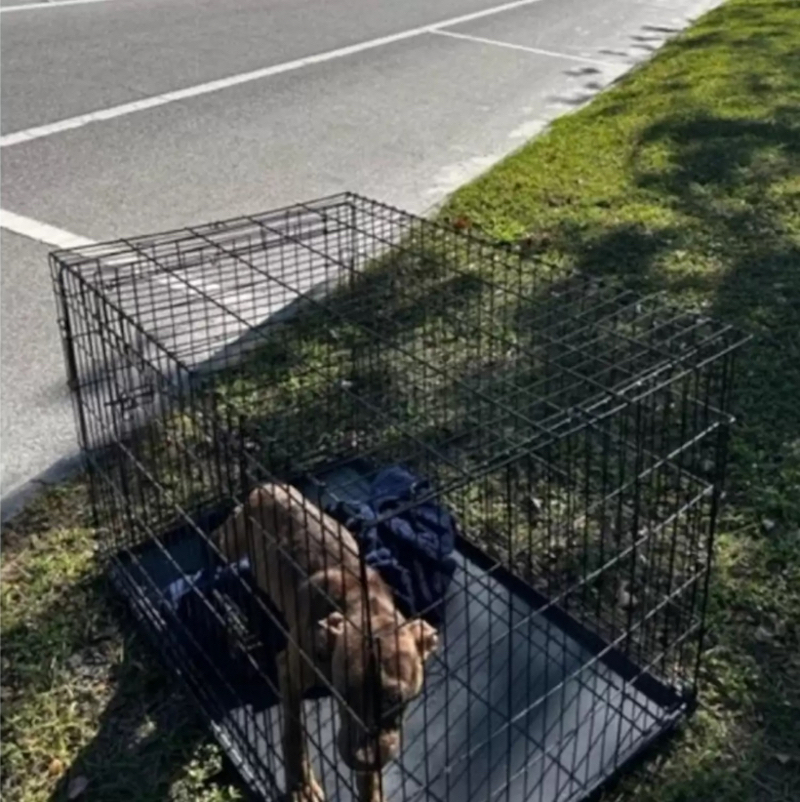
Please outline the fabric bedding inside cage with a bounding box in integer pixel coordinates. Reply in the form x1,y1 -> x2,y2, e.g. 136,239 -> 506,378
117,461 -> 684,802
322,464 -> 459,625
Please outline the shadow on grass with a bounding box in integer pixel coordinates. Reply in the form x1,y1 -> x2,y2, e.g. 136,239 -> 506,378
520,23 -> 800,802
43,606 -> 210,802
432,0 -> 800,796
0,531 -> 237,802
562,99 -> 800,526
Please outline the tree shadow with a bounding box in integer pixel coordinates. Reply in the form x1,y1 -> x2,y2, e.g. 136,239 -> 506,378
0,562 -> 233,802
518,12 -> 800,799
45,626 -> 212,802
636,115 -> 800,197
433,2 -> 800,795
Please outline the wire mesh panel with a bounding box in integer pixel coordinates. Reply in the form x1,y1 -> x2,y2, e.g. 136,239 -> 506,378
52,194 -> 747,802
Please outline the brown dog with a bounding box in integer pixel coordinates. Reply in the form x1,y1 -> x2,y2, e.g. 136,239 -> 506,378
212,482 -> 439,802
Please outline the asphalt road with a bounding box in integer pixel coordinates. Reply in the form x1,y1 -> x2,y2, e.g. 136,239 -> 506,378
0,0 -> 722,518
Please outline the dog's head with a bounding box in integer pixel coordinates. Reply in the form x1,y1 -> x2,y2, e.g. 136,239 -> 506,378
317,611 -> 438,772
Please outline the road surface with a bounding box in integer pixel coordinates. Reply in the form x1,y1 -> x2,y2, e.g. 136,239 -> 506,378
0,0 -> 722,519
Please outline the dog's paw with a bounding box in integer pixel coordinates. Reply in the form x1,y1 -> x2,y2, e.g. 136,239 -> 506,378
355,772 -> 385,802
289,778 -> 326,802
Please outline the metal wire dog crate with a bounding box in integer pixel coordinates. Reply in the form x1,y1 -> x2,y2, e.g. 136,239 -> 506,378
53,194 -> 747,802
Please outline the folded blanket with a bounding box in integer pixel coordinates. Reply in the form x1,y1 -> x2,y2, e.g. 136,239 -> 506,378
324,465 -> 458,624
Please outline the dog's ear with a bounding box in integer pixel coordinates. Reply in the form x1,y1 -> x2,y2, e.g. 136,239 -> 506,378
315,611 -> 346,659
408,619 -> 439,662
246,484 -> 280,520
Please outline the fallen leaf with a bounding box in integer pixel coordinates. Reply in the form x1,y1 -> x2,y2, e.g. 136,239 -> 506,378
775,753 -> 791,766
761,518 -> 777,533
47,758 -> 65,778
68,775 -> 89,799
755,625 -> 773,642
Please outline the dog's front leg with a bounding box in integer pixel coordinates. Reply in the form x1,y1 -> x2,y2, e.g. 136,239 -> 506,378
279,647 -> 325,802
356,771 -> 383,802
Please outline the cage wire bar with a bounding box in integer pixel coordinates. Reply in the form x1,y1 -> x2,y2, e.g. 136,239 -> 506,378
52,193 -> 747,802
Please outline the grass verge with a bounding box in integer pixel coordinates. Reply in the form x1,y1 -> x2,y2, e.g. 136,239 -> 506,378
439,0 -> 800,798
3,0 -> 799,800
1,482 -> 243,802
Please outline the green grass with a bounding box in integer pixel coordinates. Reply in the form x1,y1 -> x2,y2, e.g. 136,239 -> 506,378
0,484 -> 243,802
3,0 -> 800,800
438,0 -> 800,798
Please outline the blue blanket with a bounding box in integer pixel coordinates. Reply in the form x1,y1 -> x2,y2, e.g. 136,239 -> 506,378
324,466 -> 458,624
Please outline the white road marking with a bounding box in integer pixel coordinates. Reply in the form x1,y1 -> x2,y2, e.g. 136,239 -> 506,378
0,208 -> 180,293
0,209 -> 251,301
0,0 -> 548,148
0,208 -> 96,249
430,29 -> 617,67
1,0 -> 113,13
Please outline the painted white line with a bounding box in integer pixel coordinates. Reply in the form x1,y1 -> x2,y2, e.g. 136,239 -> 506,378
0,208 -> 96,249
430,29 -> 617,67
1,0 -> 113,13
0,209 -> 250,301
0,0 -> 546,148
